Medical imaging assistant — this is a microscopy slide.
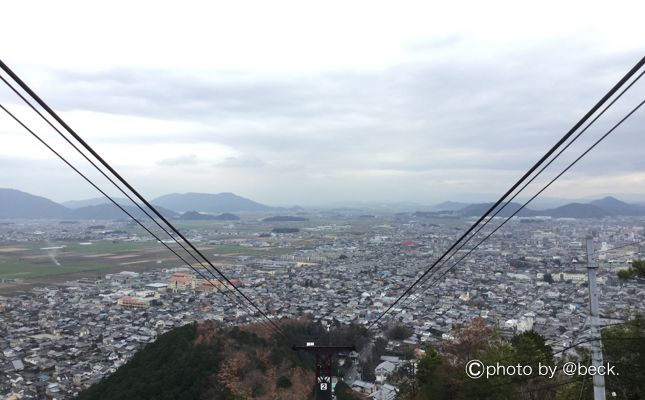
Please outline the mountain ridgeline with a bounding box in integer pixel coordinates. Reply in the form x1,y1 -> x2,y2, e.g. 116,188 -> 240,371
152,192 -> 272,213
0,188 -> 70,219
2,188 -> 645,220
428,196 -> 645,219
179,211 -> 241,221
0,189 -> 272,220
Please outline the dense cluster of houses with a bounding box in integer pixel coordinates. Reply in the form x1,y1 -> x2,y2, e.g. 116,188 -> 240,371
1,215 -> 644,398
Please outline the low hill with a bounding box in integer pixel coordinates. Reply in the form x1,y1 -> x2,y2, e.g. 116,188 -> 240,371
180,210 -> 218,220
590,196 -> 645,216
0,189 -> 178,220
62,196 -> 130,209
262,215 -> 308,222
537,202 -> 612,218
413,211 -> 440,218
0,188 -> 71,219
453,198 -> 638,219
76,319 -> 369,400
458,202 -> 535,218
212,213 -> 241,221
180,211 -> 241,221
152,192 -> 272,213
76,322 -> 314,400
70,204 -> 178,220
431,201 -> 471,211
272,227 -> 300,234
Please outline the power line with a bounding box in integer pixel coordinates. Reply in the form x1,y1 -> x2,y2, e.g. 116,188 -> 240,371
0,103 -> 284,336
393,68 -> 645,315
399,233 -> 645,320
0,59 -> 286,338
0,72 -> 278,335
0,103 -> 262,317
596,238 -> 645,254
555,317 -> 589,350
387,97 -> 645,323
0,60 -> 286,338
368,56 -> 645,329
395,84 -> 645,321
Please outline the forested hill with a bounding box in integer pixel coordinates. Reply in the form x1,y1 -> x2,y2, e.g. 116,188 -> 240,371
74,320 -> 367,400
75,321 -> 317,400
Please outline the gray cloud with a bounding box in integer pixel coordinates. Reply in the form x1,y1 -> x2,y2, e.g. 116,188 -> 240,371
3,41 -> 644,204
215,156 -> 266,169
157,154 -> 199,166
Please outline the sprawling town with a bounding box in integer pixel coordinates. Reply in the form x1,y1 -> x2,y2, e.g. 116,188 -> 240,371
1,213 -> 644,399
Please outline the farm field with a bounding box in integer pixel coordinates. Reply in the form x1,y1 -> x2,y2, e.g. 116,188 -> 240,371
0,240 -> 175,295
210,244 -> 292,256
0,259 -> 116,280
0,238 -> 293,295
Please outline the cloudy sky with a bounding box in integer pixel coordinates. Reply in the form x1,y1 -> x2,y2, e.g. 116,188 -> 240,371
1,0 -> 644,206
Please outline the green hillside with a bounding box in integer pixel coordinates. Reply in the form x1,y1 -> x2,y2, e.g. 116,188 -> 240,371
75,319 -> 369,400
75,321 -> 317,400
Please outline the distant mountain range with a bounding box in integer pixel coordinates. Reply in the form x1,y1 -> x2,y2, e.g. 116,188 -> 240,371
439,196 -> 645,219
0,189 -> 271,220
69,203 -> 178,220
179,211 -> 240,221
589,196 -> 645,215
261,215 -> 308,222
431,201 -> 472,211
2,188 -> 645,220
61,197 -> 131,209
0,189 -> 71,219
152,192 -> 272,213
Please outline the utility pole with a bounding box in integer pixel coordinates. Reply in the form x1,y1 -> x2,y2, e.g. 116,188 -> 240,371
407,361 -> 416,397
293,344 -> 356,400
586,236 -> 606,400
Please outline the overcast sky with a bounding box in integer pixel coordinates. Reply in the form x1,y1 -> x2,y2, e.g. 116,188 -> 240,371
1,0 -> 644,206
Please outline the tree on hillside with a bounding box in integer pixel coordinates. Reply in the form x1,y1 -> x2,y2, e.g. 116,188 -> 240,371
387,324 -> 414,341
335,381 -> 363,400
616,259 -> 645,280
557,314 -> 645,400
415,345 -> 452,399
361,337 -> 388,382
554,350 -> 592,400
510,330 -> 553,366
398,320 -> 558,400
442,317 -> 494,363
507,331 -> 557,400
600,313 -> 645,399
76,323 -> 236,400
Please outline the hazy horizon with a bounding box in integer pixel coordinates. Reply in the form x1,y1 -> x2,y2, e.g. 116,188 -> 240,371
1,1 -> 644,207
4,186 -> 645,210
